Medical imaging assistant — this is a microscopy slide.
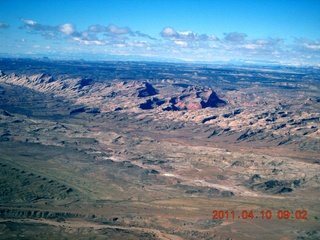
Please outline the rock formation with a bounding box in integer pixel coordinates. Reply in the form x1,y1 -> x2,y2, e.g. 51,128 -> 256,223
136,82 -> 159,97
163,86 -> 226,111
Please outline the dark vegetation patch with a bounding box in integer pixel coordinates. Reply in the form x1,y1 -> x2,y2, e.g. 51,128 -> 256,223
178,185 -> 234,198
251,179 -> 304,194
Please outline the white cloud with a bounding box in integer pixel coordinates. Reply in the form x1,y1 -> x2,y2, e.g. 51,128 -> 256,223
302,41 -> 320,50
174,40 -> 188,47
21,18 -> 51,31
0,22 -> 9,29
207,35 -> 219,41
305,44 -> 320,50
256,39 -> 268,45
114,43 -> 126,48
243,43 -> 258,49
107,24 -> 131,35
59,24 -> 76,35
88,24 -> 136,36
161,27 -> 218,44
22,19 -> 37,25
161,27 -> 178,38
72,37 -> 107,45
88,25 -> 108,32
224,32 -> 247,42
15,18 -> 319,65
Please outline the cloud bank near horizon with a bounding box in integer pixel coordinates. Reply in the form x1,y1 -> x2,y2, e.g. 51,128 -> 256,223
1,18 -> 319,65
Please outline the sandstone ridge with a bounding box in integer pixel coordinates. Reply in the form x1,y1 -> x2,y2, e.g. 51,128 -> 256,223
0,71 -> 226,112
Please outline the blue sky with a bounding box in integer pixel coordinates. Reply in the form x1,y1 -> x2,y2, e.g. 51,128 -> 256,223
0,0 -> 319,65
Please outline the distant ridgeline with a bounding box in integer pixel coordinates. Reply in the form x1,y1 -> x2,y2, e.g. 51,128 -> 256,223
0,58 -> 227,113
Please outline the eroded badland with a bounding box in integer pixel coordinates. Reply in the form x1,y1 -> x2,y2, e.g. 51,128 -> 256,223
0,58 -> 319,239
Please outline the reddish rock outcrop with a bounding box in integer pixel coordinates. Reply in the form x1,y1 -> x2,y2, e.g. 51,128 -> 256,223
163,86 -> 226,111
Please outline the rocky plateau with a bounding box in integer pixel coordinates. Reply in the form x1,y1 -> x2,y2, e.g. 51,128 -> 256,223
0,58 -> 319,239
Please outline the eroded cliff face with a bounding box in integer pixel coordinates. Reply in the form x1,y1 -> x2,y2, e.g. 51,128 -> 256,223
1,66 -> 320,153
162,86 -> 226,111
138,85 -> 227,111
0,71 -> 226,112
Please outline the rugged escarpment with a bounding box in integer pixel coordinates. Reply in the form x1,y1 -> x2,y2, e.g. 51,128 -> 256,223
0,66 -> 320,153
0,71 -> 226,112
136,82 -> 159,97
162,86 -> 226,111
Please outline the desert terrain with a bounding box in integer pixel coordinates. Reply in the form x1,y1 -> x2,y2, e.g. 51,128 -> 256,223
0,58 -> 319,239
